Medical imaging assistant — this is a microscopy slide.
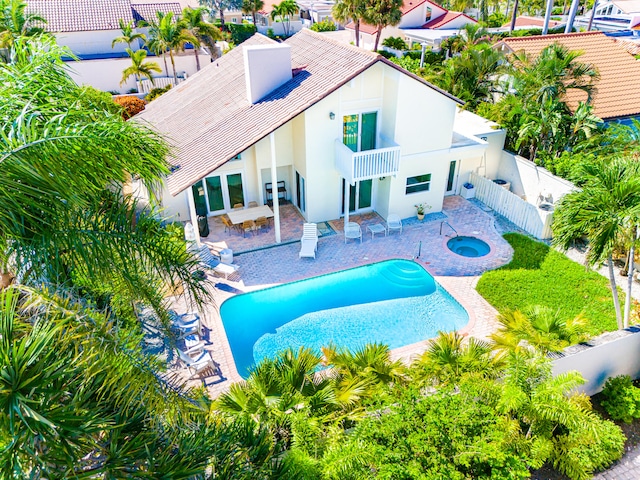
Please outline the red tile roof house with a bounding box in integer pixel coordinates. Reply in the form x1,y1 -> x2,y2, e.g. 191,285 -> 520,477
25,0 -> 209,93
346,0 -> 476,51
136,29 -> 507,245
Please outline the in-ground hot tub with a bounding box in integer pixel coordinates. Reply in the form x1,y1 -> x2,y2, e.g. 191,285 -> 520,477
447,236 -> 490,258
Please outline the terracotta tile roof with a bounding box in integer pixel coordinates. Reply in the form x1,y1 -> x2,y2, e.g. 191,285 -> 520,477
346,0 -> 441,34
422,11 -> 474,29
501,15 -> 562,28
136,29 -> 462,196
614,38 -> 640,55
497,31 -> 640,120
27,0 -> 134,32
131,2 -> 182,23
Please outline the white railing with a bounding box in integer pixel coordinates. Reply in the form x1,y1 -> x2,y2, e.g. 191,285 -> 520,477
469,172 -> 554,239
139,76 -> 187,94
335,136 -> 401,184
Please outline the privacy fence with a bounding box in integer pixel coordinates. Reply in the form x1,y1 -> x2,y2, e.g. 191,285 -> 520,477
469,172 -> 554,239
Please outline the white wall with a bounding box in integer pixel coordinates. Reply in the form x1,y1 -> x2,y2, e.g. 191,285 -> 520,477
56,30 -> 128,56
553,329 -> 640,396
65,52 -> 209,93
256,21 -> 303,36
496,152 -> 575,205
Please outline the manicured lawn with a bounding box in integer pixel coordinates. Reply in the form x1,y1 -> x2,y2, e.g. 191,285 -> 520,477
476,233 -> 621,336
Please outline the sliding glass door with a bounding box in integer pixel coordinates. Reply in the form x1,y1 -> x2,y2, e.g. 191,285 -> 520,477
342,112 -> 377,152
341,179 -> 373,214
191,171 -> 246,215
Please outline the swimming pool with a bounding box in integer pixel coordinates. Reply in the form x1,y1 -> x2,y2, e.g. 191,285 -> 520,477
220,259 -> 469,377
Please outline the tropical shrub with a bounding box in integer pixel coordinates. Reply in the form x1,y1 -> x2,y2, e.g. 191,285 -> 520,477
381,36 -> 407,50
377,49 -> 395,59
601,375 -> 640,422
309,19 -> 336,32
146,83 -> 172,101
228,22 -> 257,44
551,416 -> 625,480
113,95 -> 146,119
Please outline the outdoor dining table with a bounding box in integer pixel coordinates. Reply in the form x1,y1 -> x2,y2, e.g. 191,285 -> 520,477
226,205 -> 274,225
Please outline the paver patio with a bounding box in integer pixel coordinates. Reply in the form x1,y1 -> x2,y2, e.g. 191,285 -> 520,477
165,195 -> 509,397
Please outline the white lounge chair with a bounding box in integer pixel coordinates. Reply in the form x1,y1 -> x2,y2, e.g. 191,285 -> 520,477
387,214 -> 403,235
299,237 -> 317,259
194,245 -> 239,279
344,222 -> 362,243
170,311 -> 201,338
301,223 -> 318,253
176,348 -> 216,378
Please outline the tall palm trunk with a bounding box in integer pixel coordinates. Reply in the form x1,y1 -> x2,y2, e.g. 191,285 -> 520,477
587,0 -> 598,30
624,228 -> 639,328
161,52 -> 169,77
194,47 -> 201,71
542,0 -> 553,34
354,19 -> 360,47
509,0 -> 519,32
608,254 -> 624,329
252,11 -> 257,25
219,9 -> 226,30
169,49 -> 177,83
373,29 -> 382,51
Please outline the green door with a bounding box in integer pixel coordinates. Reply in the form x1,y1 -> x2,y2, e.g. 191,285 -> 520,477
360,112 -> 377,151
343,114 -> 359,152
226,173 -> 244,208
191,181 -> 208,216
342,179 -> 372,213
205,176 -> 224,212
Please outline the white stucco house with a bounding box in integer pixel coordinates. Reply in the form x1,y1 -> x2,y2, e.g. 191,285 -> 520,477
136,29 -> 506,244
346,0 -> 476,51
26,0 -> 210,93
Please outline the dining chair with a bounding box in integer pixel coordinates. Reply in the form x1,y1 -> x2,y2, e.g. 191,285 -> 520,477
232,203 -> 244,210
248,201 -> 258,208
255,216 -> 269,233
242,219 -> 255,237
221,215 -> 236,233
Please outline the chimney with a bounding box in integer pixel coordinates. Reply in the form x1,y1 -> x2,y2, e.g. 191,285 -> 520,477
243,44 -> 293,104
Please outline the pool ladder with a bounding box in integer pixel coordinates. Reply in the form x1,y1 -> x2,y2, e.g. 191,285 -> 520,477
413,241 -> 422,261
440,221 -> 458,237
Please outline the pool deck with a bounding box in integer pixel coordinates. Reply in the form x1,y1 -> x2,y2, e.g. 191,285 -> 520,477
168,196 -> 510,397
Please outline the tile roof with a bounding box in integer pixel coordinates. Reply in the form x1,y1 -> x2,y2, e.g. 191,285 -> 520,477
497,32 -> 640,120
501,15 -> 563,28
422,11 -> 474,29
131,2 -> 182,23
27,0 -> 134,32
136,29 -> 462,196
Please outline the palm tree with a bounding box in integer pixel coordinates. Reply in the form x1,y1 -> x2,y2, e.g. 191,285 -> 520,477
181,6 -> 222,69
146,11 -> 197,83
1,38 -> 210,321
553,157 -> 640,329
271,0 -> 298,37
111,18 -> 146,50
121,48 -> 161,91
490,306 -> 589,355
199,0 -> 243,31
332,0 -> 365,47
242,0 -> 264,26
0,0 -> 47,58
363,0 -> 402,52
411,331 -> 497,385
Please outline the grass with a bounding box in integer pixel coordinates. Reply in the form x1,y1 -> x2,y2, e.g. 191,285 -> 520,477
476,233 -> 621,336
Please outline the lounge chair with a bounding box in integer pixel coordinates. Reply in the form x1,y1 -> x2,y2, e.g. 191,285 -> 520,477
301,223 -> 318,252
299,237 -> 317,259
387,214 -> 402,235
170,311 -> 201,338
176,348 -> 216,378
195,245 -> 240,280
344,222 -> 362,243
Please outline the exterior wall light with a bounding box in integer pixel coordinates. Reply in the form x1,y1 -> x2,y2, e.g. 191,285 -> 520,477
329,112 -> 335,120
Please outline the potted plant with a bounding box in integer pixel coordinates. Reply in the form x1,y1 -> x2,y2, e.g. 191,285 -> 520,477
414,202 -> 431,221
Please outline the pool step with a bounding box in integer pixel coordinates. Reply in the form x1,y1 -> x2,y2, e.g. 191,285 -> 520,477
379,264 -> 424,288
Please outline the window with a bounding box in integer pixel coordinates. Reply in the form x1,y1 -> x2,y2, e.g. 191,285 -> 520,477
406,174 -> 431,194
230,154 -> 241,161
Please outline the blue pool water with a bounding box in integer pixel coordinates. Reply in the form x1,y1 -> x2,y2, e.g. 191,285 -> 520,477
220,259 -> 469,377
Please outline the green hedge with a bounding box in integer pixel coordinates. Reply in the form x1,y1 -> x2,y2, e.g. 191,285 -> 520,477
476,233 -> 620,335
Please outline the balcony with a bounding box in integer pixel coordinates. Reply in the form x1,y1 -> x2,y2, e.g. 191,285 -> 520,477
335,136 -> 401,184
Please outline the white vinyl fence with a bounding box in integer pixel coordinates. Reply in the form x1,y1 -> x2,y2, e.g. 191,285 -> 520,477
469,172 -> 554,239
139,76 -> 186,94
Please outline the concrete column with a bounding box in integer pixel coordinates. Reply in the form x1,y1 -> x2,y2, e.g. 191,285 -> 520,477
186,184 -> 201,246
343,179 -> 350,230
270,132 -> 281,243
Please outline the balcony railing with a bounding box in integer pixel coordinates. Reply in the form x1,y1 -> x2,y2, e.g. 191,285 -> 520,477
335,136 -> 401,184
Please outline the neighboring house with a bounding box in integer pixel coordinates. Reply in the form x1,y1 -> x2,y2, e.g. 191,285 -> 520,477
495,31 -> 640,122
501,15 -> 564,30
26,0 -> 209,93
346,0 -> 476,51
136,29 -> 506,245
255,0 -> 303,35
297,0 -> 335,26
575,0 -> 640,32
209,9 -> 244,25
